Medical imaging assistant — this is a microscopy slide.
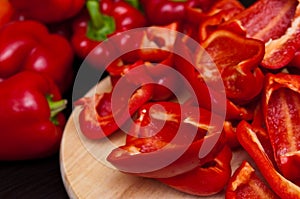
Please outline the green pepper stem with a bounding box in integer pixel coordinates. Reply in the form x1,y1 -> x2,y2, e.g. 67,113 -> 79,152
124,0 -> 140,9
87,0 -> 104,30
86,0 -> 116,41
47,95 -> 67,125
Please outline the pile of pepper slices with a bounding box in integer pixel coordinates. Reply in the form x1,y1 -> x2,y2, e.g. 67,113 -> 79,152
1,0 -> 300,198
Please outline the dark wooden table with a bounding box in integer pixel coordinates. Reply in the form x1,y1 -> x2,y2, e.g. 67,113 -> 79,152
0,153 -> 69,199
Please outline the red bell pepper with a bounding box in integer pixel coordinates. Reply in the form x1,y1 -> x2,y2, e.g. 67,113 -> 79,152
107,101 -> 226,179
262,73 -> 300,181
237,120 -> 300,199
71,0 -> 146,62
0,0 -> 14,27
9,0 -> 85,23
0,20 -> 74,93
158,146 -> 232,196
225,161 -> 279,199
140,0 -> 220,26
0,71 -> 67,160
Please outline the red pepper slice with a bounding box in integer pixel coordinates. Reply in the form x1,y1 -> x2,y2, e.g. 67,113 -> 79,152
237,120 -> 300,199
107,101 -> 226,178
261,2 -> 300,69
199,29 -> 265,104
198,0 -> 245,42
225,160 -> 279,199
0,71 -> 66,160
75,84 -> 153,139
223,0 -> 298,42
263,73 -> 300,181
157,146 -> 232,196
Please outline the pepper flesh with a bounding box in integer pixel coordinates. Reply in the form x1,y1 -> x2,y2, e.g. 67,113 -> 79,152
225,161 -> 279,199
263,73 -> 300,181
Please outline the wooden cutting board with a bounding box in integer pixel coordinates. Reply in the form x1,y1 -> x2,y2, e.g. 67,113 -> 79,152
59,77 -> 254,199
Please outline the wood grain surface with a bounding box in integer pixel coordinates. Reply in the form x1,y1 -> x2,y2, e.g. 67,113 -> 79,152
60,77 -> 254,199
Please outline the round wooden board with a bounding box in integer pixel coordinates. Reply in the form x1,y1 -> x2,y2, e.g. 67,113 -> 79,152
60,77 -> 254,199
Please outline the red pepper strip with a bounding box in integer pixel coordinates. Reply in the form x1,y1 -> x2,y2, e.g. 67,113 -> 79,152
237,120 -> 300,199
263,73 -> 300,181
199,29 -> 265,105
222,0 -> 298,42
107,101 -> 226,178
0,71 -> 66,160
225,160 -> 279,199
261,2 -> 300,69
0,20 -> 74,93
157,146 -> 232,196
9,0 -> 85,23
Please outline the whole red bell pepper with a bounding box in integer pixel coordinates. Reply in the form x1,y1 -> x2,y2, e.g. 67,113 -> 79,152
262,73 -> 300,181
0,71 -> 67,160
9,0 -> 85,23
139,0 -> 220,26
0,20 -> 74,93
71,0 -> 147,62
0,0 -> 14,27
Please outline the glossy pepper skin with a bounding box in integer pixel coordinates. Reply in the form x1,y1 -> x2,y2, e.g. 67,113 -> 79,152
0,71 -> 67,160
71,0 -> 147,62
9,0 -> 85,23
0,20 -> 74,93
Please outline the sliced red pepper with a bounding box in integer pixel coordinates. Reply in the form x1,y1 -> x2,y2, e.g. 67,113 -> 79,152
0,71 -> 66,160
74,78 -> 153,139
225,160 -> 279,199
173,32 -> 254,120
10,0 -> 85,23
237,120 -> 300,199
199,29 -> 265,105
222,0 -> 298,42
263,73 -> 300,181
157,146 -> 232,196
198,0 -> 245,42
0,20 -> 74,93
107,101 -> 226,178
261,2 -> 300,69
